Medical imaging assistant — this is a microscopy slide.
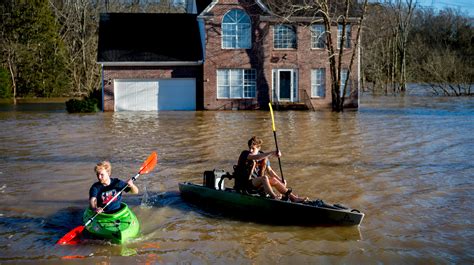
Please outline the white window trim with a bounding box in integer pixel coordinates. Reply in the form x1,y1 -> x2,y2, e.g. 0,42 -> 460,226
340,69 -> 351,97
311,24 -> 326,49
337,24 -> 351,49
271,69 -> 298,102
221,9 -> 251,49
311,68 -> 326,98
217,69 -> 256,99
273,25 -> 297,50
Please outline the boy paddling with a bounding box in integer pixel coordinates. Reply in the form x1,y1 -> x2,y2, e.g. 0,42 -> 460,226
89,161 -> 139,214
237,136 -> 308,202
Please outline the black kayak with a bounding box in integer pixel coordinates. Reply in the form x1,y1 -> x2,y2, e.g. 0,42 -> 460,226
179,172 -> 364,226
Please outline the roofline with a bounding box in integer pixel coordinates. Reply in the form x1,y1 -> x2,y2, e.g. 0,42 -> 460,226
199,0 -> 270,17
260,16 -> 361,23
98,61 -> 204,66
200,0 -> 217,15
256,0 -> 271,14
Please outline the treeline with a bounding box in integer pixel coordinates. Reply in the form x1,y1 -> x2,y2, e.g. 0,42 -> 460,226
0,0 -> 472,100
362,2 -> 473,95
0,0 -> 185,100
0,0 -> 69,100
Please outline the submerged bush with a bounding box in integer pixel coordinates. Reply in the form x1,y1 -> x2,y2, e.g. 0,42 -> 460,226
65,89 -> 101,113
66,98 -> 99,113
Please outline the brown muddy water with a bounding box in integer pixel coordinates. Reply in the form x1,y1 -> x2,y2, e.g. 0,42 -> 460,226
0,93 -> 473,264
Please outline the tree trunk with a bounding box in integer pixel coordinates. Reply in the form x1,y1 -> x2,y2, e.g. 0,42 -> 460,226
396,0 -> 414,92
7,50 -> 17,105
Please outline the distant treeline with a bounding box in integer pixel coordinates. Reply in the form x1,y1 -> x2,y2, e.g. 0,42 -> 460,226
363,2 -> 473,95
0,0 -> 472,99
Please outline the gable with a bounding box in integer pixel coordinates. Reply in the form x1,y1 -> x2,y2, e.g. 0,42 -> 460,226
200,0 -> 270,16
97,13 -> 203,65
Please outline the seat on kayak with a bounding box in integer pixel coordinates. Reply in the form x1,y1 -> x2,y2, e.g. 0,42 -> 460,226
203,169 -> 232,190
232,164 -> 246,193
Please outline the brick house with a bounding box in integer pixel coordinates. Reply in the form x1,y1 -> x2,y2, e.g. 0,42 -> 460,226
98,0 -> 360,111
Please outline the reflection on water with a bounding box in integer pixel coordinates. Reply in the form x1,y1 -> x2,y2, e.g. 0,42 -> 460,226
0,94 -> 473,263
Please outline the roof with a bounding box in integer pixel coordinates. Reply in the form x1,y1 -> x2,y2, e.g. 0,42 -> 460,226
200,0 -> 270,16
195,0 -> 213,14
97,13 -> 203,65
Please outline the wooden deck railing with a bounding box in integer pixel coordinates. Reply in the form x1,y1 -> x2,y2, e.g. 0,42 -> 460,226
299,89 -> 315,111
271,89 -> 315,111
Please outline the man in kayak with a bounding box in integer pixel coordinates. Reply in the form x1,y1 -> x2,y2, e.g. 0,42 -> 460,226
236,136 -> 307,202
89,161 -> 139,214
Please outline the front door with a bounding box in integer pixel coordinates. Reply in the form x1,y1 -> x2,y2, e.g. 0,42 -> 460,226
279,71 -> 291,100
273,69 -> 298,102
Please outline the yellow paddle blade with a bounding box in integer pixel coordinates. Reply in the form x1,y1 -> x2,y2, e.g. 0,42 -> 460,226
269,103 -> 276,132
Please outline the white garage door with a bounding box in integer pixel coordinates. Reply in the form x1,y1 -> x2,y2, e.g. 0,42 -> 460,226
115,80 -> 158,111
114,79 -> 195,111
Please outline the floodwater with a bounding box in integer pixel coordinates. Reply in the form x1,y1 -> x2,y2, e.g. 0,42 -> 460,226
0,91 -> 473,264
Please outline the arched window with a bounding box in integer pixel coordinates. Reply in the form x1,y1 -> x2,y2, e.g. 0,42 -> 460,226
222,9 -> 251,49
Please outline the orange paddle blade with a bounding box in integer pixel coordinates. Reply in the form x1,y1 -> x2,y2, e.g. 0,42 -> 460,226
139,152 -> 158,174
56,225 -> 84,245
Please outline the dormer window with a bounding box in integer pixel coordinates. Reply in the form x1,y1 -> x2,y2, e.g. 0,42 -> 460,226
273,25 -> 297,49
222,9 -> 251,49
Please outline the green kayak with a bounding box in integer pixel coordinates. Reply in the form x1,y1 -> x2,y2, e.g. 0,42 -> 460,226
83,202 -> 140,244
178,170 -> 365,226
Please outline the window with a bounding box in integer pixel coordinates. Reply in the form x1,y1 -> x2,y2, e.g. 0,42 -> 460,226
337,24 -> 351,48
340,69 -> 351,97
222,9 -> 251,49
311,69 -> 326,97
217,69 -> 256,98
273,25 -> 297,49
311,24 -> 326,49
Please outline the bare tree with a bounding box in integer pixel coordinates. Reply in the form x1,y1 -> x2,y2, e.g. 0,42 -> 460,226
49,0 -> 101,96
0,16 -> 18,104
362,0 -> 415,94
49,0 -> 187,97
266,0 -> 368,111
408,8 -> 473,96
423,49 -> 472,96
391,0 -> 415,92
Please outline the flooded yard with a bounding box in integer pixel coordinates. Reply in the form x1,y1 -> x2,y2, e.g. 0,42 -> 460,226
0,93 -> 473,264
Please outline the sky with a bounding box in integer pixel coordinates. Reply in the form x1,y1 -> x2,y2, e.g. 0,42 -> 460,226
415,0 -> 474,17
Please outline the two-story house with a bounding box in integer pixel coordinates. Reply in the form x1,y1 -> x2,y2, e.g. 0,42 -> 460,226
98,0 -> 360,111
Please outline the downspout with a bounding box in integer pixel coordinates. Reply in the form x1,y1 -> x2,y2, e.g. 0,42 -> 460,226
357,28 -> 361,108
197,18 -> 205,62
101,64 -> 104,112
197,14 -> 206,110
